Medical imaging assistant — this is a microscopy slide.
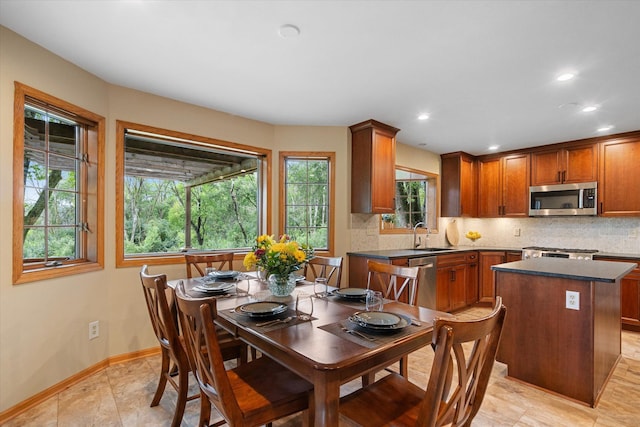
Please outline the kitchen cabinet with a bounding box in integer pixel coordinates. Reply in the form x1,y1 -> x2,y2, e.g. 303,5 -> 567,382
441,152 -> 477,217
599,135 -> 640,216
531,142 -> 598,185
436,252 -> 477,312
479,251 -> 506,303
350,119 -> 399,214
598,257 -> 640,331
478,153 -> 530,217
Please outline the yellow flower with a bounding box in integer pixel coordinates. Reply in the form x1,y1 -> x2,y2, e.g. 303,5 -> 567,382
243,252 -> 257,269
294,249 -> 306,262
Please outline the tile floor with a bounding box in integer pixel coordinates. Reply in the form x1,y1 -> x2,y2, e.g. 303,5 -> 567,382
3,307 -> 640,426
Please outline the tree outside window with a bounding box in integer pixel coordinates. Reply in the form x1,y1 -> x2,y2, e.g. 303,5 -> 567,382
13,83 -> 104,284
280,152 -> 335,252
116,121 -> 270,267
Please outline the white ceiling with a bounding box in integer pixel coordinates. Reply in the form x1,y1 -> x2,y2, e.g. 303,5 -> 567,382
2,0 -> 639,155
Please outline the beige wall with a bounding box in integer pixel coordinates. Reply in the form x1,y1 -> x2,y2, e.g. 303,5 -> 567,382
0,27 -> 364,412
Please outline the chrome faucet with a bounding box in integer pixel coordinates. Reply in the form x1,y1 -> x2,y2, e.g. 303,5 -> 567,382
413,222 -> 424,248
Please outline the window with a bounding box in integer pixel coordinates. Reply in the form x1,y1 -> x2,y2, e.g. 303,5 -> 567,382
279,152 -> 335,253
380,166 -> 439,233
116,121 -> 271,267
13,82 -> 104,284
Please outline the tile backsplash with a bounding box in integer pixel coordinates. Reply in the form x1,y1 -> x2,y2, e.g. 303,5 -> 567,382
350,214 -> 640,255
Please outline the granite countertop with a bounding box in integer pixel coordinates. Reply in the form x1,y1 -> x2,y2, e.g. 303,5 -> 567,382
347,246 -> 522,259
347,247 -> 640,261
491,257 -> 638,283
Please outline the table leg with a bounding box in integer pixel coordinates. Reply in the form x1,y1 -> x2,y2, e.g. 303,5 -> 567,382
313,370 -> 341,426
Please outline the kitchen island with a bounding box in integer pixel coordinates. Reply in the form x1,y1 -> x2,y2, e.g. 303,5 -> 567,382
492,258 -> 637,407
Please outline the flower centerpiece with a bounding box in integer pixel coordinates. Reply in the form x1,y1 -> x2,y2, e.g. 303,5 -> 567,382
243,234 -> 314,296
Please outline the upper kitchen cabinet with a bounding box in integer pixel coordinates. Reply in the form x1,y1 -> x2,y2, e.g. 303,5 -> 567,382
531,141 -> 598,185
441,152 -> 477,217
599,133 -> 640,216
478,153 -> 530,217
350,120 -> 399,213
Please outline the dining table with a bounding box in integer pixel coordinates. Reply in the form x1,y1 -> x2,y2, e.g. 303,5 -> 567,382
168,273 -> 451,426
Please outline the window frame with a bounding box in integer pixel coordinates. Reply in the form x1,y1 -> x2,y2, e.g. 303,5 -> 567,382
379,165 -> 440,235
279,151 -> 336,255
115,120 -> 272,268
13,82 -> 105,284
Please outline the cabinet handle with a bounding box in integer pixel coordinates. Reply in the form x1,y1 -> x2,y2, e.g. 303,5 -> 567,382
557,171 -> 561,183
562,170 -> 566,182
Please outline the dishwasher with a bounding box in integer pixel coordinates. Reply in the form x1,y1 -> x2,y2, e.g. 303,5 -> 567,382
408,256 -> 437,310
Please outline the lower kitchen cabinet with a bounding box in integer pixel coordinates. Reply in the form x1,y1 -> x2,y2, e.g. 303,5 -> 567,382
436,252 -> 477,312
479,251 -> 506,303
598,257 -> 640,331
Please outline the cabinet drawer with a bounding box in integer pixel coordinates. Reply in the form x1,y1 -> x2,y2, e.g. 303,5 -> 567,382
437,251 -> 476,266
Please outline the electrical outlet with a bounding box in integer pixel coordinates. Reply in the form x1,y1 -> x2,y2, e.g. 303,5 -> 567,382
630,228 -> 638,239
513,228 -> 521,237
89,320 -> 99,340
566,291 -> 580,310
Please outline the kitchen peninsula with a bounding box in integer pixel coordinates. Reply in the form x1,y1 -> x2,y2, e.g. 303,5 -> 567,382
492,258 -> 637,407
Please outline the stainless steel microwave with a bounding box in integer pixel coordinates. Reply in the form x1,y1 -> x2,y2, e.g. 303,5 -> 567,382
529,182 -> 597,216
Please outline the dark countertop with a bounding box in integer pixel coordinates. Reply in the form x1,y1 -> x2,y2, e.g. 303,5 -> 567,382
347,247 -> 640,262
491,258 -> 637,283
347,246 -> 522,259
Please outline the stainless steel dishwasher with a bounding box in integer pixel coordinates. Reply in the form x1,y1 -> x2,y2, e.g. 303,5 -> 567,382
408,256 -> 437,309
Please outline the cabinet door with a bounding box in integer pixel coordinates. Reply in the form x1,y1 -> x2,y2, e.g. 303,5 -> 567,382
531,144 -> 597,185
598,257 -> 640,330
564,144 -> 598,183
436,266 -> 452,312
466,260 -> 479,306
479,251 -> 505,303
502,154 -> 530,217
450,264 -> 467,311
370,130 -> 396,213
599,137 -> 640,216
441,152 -> 477,217
531,150 -> 562,185
477,157 -> 502,217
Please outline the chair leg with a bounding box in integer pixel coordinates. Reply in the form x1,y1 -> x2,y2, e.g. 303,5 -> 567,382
399,355 -> 409,378
171,364 -> 189,427
151,349 -> 170,406
198,394 -> 211,427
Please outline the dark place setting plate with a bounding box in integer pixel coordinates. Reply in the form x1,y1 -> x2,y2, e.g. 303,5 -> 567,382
236,301 -> 288,318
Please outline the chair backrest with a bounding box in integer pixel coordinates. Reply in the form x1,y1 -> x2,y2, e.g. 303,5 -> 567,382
417,297 -> 507,427
366,259 -> 420,305
173,283 -> 242,422
184,252 -> 235,278
139,265 -> 182,358
304,256 -> 343,287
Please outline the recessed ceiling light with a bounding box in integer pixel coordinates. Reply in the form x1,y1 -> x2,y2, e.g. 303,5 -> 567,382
556,73 -> 575,82
417,113 -> 430,120
488,145 -> 500,151
597,125 -> 613,132
278,24 -> 300,38
582,105 -> 598,113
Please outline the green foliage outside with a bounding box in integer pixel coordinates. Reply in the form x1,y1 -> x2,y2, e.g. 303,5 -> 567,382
284,158 -> 329,250
124,173 -> 259,254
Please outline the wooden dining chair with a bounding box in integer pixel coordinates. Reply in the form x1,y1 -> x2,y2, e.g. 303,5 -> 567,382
185,252 -> 235,278
140,265 -> 200,427
174,283 -> 314,427
303,255 -> 343,287
367,259 -> 420,305
339,297 -> 507,427
366,259 -> 421,378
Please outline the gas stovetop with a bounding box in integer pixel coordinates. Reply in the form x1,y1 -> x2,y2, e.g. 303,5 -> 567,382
522,246 -> 599,260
